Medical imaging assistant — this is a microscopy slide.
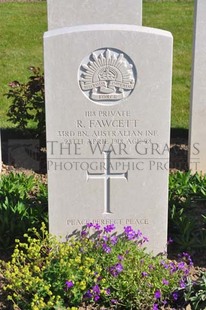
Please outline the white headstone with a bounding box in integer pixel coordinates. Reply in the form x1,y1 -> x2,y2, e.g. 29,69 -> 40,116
44,23 -> 173,254
189,0 -> 206,173
47,0 -> 142,30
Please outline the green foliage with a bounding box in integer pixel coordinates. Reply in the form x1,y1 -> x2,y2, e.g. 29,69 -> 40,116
169,171 -> 206,252
0,172 -> 48,251
184,272 -> 206,310
0,2 -> 47,127
1,170 -> 205,308
5,66 -> 45,138
143,1 -> 193,129
0,2 -> 193,129
1,223 -> 191,310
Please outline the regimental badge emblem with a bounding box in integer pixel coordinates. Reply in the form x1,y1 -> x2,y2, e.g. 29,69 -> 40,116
79,48 -> 136,105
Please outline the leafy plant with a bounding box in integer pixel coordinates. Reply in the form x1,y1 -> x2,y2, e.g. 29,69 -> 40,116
0,172 -> 48,252
184,272 -> 206,310
168,171 -> 206,253
1,223 -> 192,310
5,66 -> 45,139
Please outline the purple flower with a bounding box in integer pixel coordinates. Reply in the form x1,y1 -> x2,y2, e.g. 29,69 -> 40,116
86,222 -> 93,228
110,235 -> 118,245
104,224 -> 115,233
93,284 -> 100,295
115,263 -> 123,273
111,299 -> 118,304
94,223 -> 101,230
154,290 -> 161,299
109,263 -> 123,277
91,284 -> 101,302
167,237 -> 173,245
65,280 -> 74,289
178,262 -> 185,270
81,230 -> 87,237
153,304 -> 159,310
182,252 -> 193,267
128,230 -> 136,240
83,289 -> 92,299
102,243 -> 111,253
184,268 -> 190,276
142,271 -> 148,277
118,255 -> 124,261
139,236 -> 149,245
169,262 -> 177,273
105,288 -> 111,295
162,279 -> 169,285
161,260 -> 169,269
124,226 -> 136,240
179,279 -> 186,288
124,226 -> 133,234
96,277 -> 102,283
136,229 -> 143,238
102,235 -> 108,242
142,236 -> 149,243
172,291 -> 179,301
94,295 -> 100,301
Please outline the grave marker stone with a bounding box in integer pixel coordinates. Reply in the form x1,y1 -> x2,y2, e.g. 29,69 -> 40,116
189,0 -> 206,173
8,139 -> 40,171
44,7 -> 173,254
47,0 -> 142,30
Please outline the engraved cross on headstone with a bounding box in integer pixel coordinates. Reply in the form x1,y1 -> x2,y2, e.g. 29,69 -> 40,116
87,151 -> 128,214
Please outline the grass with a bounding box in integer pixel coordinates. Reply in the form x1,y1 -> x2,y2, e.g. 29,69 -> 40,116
0,1 -> 194,129
143,1 -> 194,129
0,2 -> 47,127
